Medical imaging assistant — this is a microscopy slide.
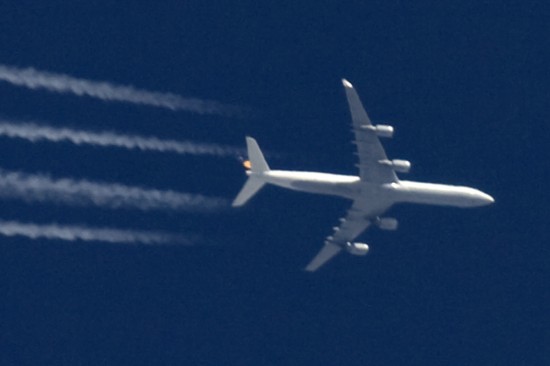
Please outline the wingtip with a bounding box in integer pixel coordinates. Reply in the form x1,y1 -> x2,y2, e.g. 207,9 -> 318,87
342,78 -> 353,88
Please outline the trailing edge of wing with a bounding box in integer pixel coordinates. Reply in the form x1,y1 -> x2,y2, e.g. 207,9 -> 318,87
305,242 -> 342,272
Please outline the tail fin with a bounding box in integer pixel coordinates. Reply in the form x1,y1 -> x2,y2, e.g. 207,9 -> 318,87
245,137 -> 269,173
232,137 -> 269,207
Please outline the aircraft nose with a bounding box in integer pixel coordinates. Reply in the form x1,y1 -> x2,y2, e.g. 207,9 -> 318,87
479,192 -> 495,205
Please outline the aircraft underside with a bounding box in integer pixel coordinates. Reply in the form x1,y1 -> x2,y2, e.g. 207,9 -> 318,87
233,79 -> 493,271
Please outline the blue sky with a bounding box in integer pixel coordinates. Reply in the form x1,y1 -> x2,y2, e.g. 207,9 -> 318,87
0,2 -> 547,365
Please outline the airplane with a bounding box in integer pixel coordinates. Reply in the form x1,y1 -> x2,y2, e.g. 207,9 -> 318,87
232,79 -> 494,272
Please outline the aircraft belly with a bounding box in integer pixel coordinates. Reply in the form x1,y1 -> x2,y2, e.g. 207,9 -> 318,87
394,181 -> 488,207
290,180 -> 358,199
354,194 -> 394,217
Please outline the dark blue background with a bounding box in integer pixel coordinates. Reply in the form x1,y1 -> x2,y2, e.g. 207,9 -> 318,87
0,2 -> 547,365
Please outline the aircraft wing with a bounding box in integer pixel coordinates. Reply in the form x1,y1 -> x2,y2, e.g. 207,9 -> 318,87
304,242 -> 342,272
342,79 -> 398,184
305,200 -> 373,272
305,80 -> 397,272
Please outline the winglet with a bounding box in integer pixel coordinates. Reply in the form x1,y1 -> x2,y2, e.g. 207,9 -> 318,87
342,79 -> 353,88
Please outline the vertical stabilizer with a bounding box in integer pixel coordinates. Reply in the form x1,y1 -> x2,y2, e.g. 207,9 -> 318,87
232,137 -> 270,207
245,136 -> 269,173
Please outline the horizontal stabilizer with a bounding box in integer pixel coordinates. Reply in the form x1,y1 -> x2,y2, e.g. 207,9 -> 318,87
232,177 -> 265,207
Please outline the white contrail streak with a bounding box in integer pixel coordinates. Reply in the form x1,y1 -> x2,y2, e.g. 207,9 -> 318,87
0,169 -> 227,212
0,119 -> 244,157
0,220 -> 192,245
0,64 -> 244,116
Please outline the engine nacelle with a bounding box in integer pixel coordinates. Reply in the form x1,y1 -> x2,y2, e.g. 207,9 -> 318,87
345,242 -> 370,256
375,217 -> 398,231
361,124 -> 394,138
374,124 -> 394,138
391,159 -> 411,173
379,159 -> 411,173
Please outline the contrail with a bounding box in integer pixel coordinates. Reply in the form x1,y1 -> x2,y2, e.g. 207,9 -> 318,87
0,119 -> 244,157
0,64 -> 244,116
0,220 -> 192,245
0,169 -> 227,212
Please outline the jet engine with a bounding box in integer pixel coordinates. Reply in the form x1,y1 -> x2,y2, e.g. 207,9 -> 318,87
375,217 -> 398,231
345,242 -> 370,256
362,124 -> 394,138
391,159 -> 411,173
379,159 -> 411,173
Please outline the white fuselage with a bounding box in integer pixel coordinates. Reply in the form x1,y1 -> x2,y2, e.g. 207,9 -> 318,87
251,170 -> 494,209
